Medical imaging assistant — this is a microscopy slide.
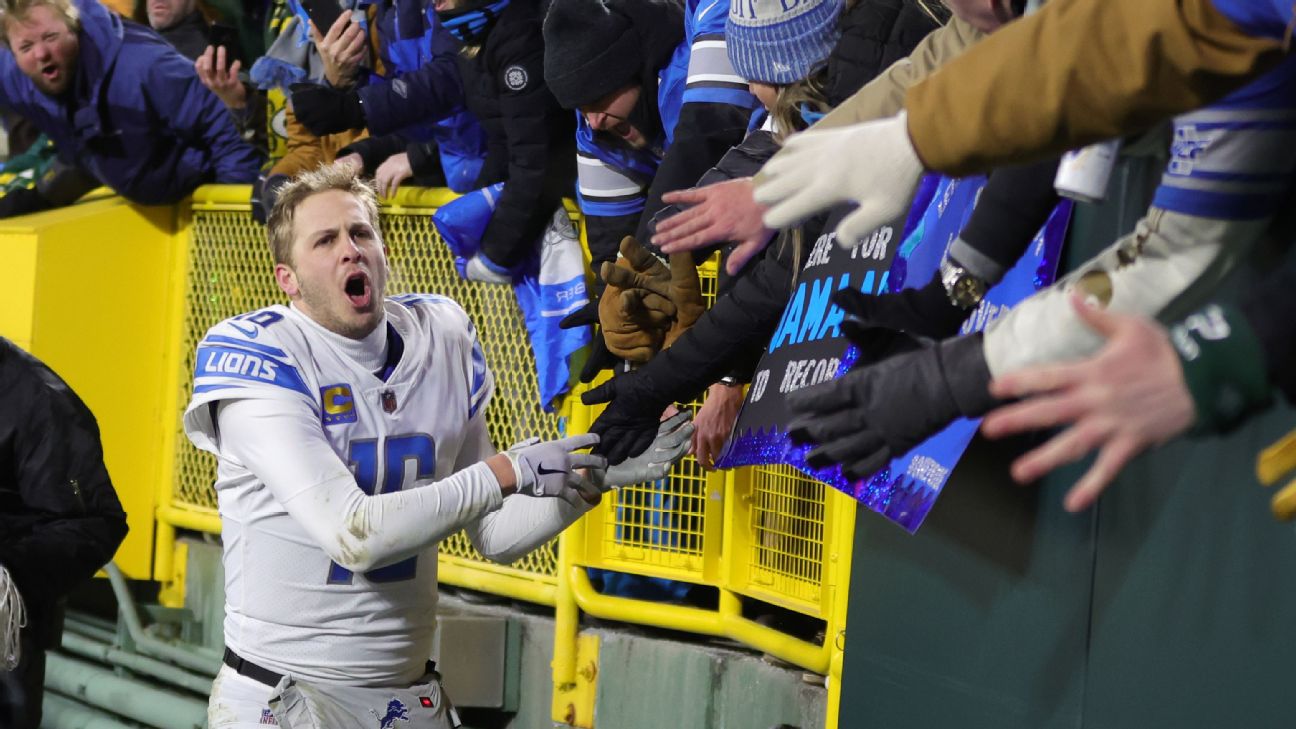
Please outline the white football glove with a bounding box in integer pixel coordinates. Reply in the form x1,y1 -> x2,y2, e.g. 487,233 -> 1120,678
463,254 -> 512,285
504,433 -> 606,500
755,111 -> 924,249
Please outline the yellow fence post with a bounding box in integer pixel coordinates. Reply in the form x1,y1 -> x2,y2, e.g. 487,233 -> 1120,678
824,489 -> 856,729
0,197 -> 178,580
155,197 -> 199,606
553,384 -> 590,724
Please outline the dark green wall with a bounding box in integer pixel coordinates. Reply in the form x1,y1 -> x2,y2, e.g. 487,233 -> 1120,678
839,158 -> 1296,729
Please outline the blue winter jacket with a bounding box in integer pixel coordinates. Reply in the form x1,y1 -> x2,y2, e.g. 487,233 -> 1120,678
358,0 -> 467,136
370,0 -> 486,192
0,0 -> 260,205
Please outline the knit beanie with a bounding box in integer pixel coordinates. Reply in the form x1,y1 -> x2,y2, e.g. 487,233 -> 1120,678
543,0 -> 684,109
726,0 -> 844,85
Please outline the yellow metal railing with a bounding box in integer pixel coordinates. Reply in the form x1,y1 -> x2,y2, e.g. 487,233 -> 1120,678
555,383 -> 855,726
150,186 -> 852,728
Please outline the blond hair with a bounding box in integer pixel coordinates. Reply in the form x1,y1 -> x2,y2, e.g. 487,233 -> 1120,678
768,74 -> 830,144
0,0 -> 79,44
265,165 -> 381,266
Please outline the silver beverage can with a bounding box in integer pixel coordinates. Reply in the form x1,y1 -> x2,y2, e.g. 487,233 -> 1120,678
1054,139 -> 1121,203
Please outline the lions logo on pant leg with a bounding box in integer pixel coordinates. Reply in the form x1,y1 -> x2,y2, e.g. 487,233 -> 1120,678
370,698 -> 410,727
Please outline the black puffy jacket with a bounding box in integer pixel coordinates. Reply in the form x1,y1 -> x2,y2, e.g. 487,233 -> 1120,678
825,0 -> 948,107
352,0 -> 576,268
0,339 -> 127,644
453,0 -> 576,267
395,0 -> 576,268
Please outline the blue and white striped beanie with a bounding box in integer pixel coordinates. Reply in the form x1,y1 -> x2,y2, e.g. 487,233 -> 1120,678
726,0 -> 844,85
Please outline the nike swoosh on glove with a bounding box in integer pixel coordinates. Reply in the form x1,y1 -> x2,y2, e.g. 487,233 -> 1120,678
290,83 -> 366,137
755,111 -> 924,249
506,433 -> 607,499
786,332 -> 997,481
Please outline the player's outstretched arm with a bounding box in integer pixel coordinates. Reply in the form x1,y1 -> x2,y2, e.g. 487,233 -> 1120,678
216,398 -> 512,573
465,416 -> 692,564
458,416 -> 608,564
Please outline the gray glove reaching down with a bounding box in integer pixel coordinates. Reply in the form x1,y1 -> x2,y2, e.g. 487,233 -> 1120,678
588,411 -> 694,492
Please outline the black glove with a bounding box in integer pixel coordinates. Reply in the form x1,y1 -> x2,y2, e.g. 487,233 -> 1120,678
35,161 -> 98,205
839,318 -> 925,369
561,298 -> 621,383
251,173 -> 290,225
832,271 -> 971,342
786,332 -> 997,481
581,370 -> 667,465
337,134 -> 408,175
290,83 -> 366,136
0,186 -> 53,218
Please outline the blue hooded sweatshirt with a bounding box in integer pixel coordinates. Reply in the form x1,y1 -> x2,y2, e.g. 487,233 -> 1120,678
0,0 -> 261,205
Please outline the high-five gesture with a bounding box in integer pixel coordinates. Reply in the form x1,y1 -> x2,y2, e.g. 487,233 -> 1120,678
755,112 -> 924,249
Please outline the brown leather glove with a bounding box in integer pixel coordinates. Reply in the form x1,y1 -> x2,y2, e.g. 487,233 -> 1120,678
659,251 -> 704,347
598,237 -> 705,362
598,237 -> 671,362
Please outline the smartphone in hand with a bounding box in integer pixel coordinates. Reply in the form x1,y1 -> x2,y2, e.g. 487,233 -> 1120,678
302,0 -> 347,34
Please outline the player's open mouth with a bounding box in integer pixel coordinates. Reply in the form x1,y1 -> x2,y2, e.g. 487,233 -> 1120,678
41,64 -> 59,81
344,272 -> 371,308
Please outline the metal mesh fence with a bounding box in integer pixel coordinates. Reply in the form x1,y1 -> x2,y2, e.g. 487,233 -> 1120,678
746,463 -> 826,608
176,193 -> 837,615
176,203 -> 564,577
594,261 -> 721,578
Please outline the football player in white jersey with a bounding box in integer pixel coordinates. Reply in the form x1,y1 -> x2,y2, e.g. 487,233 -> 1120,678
184,166 -> 692,728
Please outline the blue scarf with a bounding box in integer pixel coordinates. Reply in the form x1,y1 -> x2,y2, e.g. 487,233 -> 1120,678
799,103 -> 826,127
437,0 -> 509,44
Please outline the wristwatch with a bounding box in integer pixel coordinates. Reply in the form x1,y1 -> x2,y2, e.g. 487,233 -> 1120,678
939,257 -> 988,310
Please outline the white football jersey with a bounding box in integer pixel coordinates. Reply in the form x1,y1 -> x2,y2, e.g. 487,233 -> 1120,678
183,294 -> 493,685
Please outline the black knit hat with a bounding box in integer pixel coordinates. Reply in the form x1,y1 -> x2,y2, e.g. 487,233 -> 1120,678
543,0 -> 684,109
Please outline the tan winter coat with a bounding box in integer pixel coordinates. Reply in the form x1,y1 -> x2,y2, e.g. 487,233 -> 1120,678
904,0 -> 1285,175
815,16 -> 984,130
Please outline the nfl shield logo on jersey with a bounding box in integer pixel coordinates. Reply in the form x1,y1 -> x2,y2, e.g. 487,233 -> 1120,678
382,390 -> 398,414
259,708 -> 278,724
